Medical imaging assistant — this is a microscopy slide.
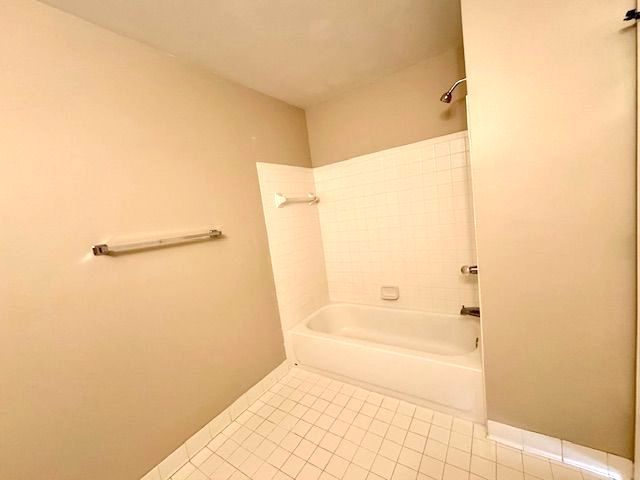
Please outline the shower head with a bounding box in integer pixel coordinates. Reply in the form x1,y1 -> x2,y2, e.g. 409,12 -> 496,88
440,91 -> 453,103
440,77 -> 467,103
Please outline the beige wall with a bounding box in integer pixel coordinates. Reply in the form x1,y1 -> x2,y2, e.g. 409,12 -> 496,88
461,1 -> 636,458
0,1 -> 310,479
305,48 -> 467,167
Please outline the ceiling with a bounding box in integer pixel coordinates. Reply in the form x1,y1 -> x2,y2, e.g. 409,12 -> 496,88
39,0 -> 463,108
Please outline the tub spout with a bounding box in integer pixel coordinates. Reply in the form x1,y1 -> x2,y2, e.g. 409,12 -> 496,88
460,305 -> 480,317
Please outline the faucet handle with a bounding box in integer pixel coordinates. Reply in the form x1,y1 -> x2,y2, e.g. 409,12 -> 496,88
461,265 -> 478,274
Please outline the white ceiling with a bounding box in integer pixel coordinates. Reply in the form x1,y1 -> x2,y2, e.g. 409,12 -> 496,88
39,0 -> 463,108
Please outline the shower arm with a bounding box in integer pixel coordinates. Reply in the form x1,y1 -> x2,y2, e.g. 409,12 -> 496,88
445,77 -> 467,96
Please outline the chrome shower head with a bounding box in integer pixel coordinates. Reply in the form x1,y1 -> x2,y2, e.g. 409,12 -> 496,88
440,77 -> 466,103
440,91 -> 453,103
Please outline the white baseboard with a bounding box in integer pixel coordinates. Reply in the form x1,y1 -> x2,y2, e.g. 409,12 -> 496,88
487,420 -> 633,480
140,360 -> 291,480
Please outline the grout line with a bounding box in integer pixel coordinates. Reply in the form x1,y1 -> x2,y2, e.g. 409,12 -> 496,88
168,365 -> 620,480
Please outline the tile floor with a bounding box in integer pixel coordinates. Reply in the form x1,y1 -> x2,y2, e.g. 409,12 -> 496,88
170,368 -> 609,480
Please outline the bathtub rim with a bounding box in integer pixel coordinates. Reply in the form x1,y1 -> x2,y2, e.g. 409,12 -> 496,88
291,302 -> 482,372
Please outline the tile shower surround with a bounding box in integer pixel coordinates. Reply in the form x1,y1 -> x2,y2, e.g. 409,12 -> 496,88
258,131 -> 478,319
256,163 -> 329,337
313,131 -> 478,313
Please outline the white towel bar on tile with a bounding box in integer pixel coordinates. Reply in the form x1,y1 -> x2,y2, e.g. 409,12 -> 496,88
274,192 -> 319,208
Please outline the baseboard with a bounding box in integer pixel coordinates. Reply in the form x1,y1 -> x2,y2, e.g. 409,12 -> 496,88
487,420 -> 633,480
140,360 -> 291,480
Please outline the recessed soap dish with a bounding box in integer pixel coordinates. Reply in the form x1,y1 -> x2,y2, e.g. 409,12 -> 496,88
380,286 -> 399,301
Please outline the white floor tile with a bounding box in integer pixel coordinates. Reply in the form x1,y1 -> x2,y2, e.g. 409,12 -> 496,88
471,455 -> 497,480
443,464 -> 470,480
433,413 -> 454,430
190,447 -> 213,467
254,462 -> 278,480
321,473 -> 341,480
186,469 -> 207,480
321,432 -> 343,452
210,462 -> 236,480
393,464 -> 419,480
362,432 -> 385,453
306,426 -> 328,444
405,433 -> 427,453
497,464 -> 524,480
497,446 -> 523,472
550,463 -> 582,480
372,454 -> 397,479
345,463 -> 369,480
450,433 -> 472,453
267,446 -> 290,469
452,419 -> 473,437
420,455 -> 445,480
199,454 -> 225,477
309,446 -> 332,469
425,440 -> 448,462
171,462 -> 195,480
473,439 -> 496,462
399,447 -> 422,470
346,425 -> 367,445
353,446 -> 377,469
294,438 -> 317,460
281,432 -> 303,452
447,448 -> 471,471
228,470 -> 249,480
371,419 -> 392,437
410,419 -> 430,437
167,368 -> 624,480
281,454 -> 305,478
429,426 -> 451,445
238,453 -> 263,477
330,420 -> 351,437
298,463 -> 323,480
293,420 -> 313,437
522,454 -> 552,480
387,425 -> 409,445
380,439 -> 402,461
326,454 -> 350,478
228,447 -> 250,468
415,408 -> 434,423
377,409 -> 395,424
336,439 -> 359,461
256,439 -> 278,460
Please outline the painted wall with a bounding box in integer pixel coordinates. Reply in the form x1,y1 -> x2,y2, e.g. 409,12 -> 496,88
0,1 -> 310,480
314,132 -> 478,313
461,0 -> 636,458
306,47 -> 467,167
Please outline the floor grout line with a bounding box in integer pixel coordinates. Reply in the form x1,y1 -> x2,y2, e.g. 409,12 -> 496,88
171,366 -> 612,480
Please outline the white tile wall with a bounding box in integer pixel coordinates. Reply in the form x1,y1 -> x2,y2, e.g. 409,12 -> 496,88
256,163 -> 329,337
314,132 -> 479,314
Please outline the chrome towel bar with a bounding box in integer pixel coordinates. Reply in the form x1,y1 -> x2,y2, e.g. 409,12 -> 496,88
92,228 -> 222,256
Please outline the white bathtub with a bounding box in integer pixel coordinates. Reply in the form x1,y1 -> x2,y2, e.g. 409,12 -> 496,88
290,303 -> 485,421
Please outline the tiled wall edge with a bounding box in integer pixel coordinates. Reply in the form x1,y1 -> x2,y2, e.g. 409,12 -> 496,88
487,420 -> 633,480
140,360 -> 291,480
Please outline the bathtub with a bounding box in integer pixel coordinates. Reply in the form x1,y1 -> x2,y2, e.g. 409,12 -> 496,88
290,303 -> 485,421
